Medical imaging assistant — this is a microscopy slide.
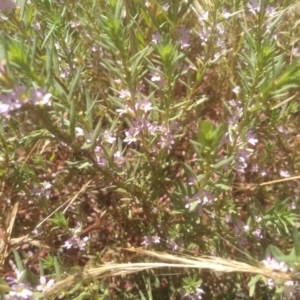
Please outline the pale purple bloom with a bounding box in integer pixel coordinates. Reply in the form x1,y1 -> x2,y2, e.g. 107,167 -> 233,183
280,170 -> 290,178
152,235 -> 160,244
196,286 -> 205,299
135,99 -> 152,112
255,216 -> 262,223
0,0 -> 16,13
199,28 -> 211,45
96,155 -> 107,167
0,84 -> 26,111
266,6 -> 276,17
246,131 -> 258,145
116,104 -> 134,116
291,47 -> 299,57
222,9 -> 231,19
266,278 -> 275,287
162,4 -> 170,11
31,88 -> 52,106
113,151 -> 124,167
225,214 -> 232,223
261,170 -> 268,177
65,236 -> 89,251
233,220 -> 247,236
119,89 -> 131,99
247,0 -> 260,14
151,33 -> 162,44
0,85 -> 51,117
235,148 -> 251,173
33,22 -> 41,30
149,69 -> 163,84
232,86 -> 240,94
150,72 -> 162,82
36,276 -> 55,292
182,285 -> 205,300
216,24 -> 225,36
253,228 -> 263,239
243,225 -> 250,231
75,127 -> 84,136
142,236 -> 152,247
132,118 -> 150,132
9,283 -> 33,299
158,133 -> 175,149
185,191 -> 216,212
177,26 -> 190,48
283,281 -> 297,299
60,63 -> 71,78
188,176 -> 197,185
103,130 -> 116,144
185,196 -> 192,209
124,128 -> 138,144
199,11 -> 209,21
166,239 -> 182,251
263,256 -> 289,272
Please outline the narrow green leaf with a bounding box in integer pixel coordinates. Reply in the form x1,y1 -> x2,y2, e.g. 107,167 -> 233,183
12,249 -> 24,272
211,156 -> 234,169
293,227 -> 300,256
70,99 -> 76,139
54,256 -> 61,281
0,277 -> 11,293
68,68 -> 82,102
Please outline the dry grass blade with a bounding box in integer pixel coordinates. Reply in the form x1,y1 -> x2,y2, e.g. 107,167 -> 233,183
0,202 -> 19,268
44,248 -> 291,297
35,179 -> 93,229
10,236 -> 50,249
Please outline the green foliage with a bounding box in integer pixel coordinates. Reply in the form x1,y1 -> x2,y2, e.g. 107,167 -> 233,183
1,0 -> 300,299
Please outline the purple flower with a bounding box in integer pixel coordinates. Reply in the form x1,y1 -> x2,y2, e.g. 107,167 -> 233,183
102,130 -> 116,144
185,191 -> 217,212
124,128 -> 138,144
142,236 -> 152,247
177,26 -> 190,48
116,104 -> 134,116
235,148 -> 251,173
283,281 -> 297,299
95,147 -> 107,167
132,117 -> 150,132
158,133 -> 175,149
247,0 -> 260,14
182,285 -> 205,300
253,228 -> 263,239
135,99 -> 152,112
152,235 -> 160,244
0,84 -> 51,117
113,151 -> 124,167
30,88 -> 52,106
246,131 -> 258,146
64,236 -> 89,251
9,283 -> 33,299
188,176 -> 197,185
280,170 -> 290,178
36,276 -> 55,292
151,33 -> 162,44
0,0 -> 16,13
232,86 -> 240,94
199,11 -> 209,21
119,89 -> 131,99
262,256 -> 289,272
199,27 -> 211,45
265,6 -> 276,17
222,9 -> 231,19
